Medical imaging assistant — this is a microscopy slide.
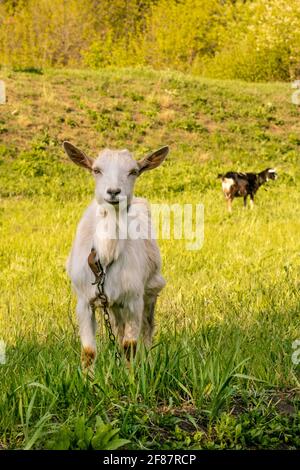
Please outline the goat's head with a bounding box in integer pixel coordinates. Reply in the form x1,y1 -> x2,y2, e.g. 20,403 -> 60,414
265,168 -> 278,181
63,142 -> 169,207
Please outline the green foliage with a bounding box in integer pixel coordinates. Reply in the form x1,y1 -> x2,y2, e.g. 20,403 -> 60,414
1,0 -> 300,81
0,0 -> 97,68
203,0 -> 300,81
0,133 -> 72,197
47,416 -> 130,450
139,0 -> 224,71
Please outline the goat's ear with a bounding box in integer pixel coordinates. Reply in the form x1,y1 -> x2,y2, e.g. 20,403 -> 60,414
138,146 -> 169,175
63,141 -> 94,171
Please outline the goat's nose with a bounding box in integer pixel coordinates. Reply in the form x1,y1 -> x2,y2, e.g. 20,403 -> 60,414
107,188 -> 121,197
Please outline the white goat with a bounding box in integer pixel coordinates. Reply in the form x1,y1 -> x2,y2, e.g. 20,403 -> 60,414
63,141 -> 169,368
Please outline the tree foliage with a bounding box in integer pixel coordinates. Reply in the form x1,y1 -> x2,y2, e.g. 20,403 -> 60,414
0,0 -> 299,81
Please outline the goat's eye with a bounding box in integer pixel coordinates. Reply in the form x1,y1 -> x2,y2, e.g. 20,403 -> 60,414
93,168 -> 102,175
129,169 -> 139,177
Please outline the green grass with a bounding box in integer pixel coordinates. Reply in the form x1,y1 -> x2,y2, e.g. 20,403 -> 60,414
0,67 -> 300,449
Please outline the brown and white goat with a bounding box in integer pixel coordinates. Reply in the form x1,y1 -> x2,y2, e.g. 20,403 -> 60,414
63,142 -> 169,368
218,168 -> 277,212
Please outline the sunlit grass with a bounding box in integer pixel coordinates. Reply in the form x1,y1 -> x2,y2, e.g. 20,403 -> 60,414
0,68 -> 300,449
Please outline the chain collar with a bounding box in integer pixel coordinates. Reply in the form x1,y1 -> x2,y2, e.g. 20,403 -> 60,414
88,248 -> 121,363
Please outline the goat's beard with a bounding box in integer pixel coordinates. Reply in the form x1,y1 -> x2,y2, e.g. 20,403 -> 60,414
94,204 -> 126,267
95,200 -> 131,240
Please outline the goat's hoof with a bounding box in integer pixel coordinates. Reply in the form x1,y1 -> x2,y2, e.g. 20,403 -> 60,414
123,340 -> 137,360
81,346 -> 96,370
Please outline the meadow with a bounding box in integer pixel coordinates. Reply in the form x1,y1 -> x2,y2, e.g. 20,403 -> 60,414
0,67 -> 300,449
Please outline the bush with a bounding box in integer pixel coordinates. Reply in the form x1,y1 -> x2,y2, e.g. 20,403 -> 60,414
1,0 -> 300,81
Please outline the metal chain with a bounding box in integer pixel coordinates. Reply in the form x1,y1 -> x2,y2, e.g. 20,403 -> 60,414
92,258 -> 122,364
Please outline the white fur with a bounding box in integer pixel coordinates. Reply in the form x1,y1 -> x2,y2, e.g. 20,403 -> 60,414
65,147 -> 167,363
222,177 -> 234,194
267,168 -> 277,180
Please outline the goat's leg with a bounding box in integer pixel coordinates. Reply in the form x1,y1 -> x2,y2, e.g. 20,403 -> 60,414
142,296 -> 157,347
123,296 -> 143,359
76,297 -> 97,369
243,195 -> 248,208
142,275 -> 165,347
227,197 -> 233,213
250,194 -> 254,209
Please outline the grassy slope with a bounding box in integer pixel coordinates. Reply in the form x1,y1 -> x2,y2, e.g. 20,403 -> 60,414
0,67 -> 300,449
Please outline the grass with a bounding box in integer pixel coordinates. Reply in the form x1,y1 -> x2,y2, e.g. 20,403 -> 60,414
0,67 -> 300,449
